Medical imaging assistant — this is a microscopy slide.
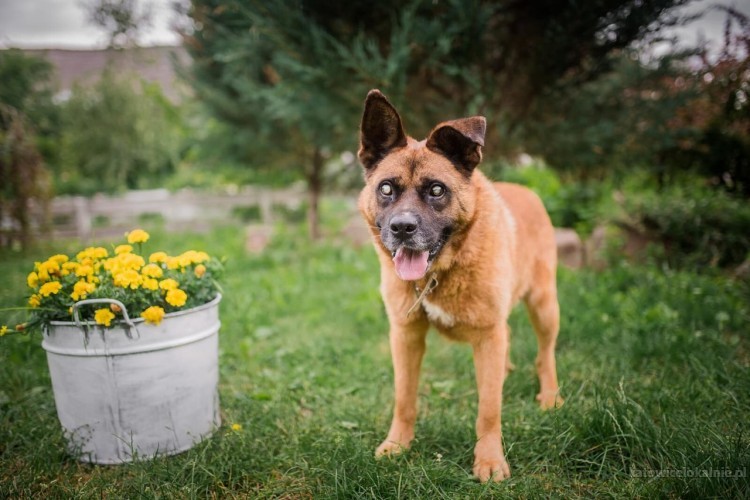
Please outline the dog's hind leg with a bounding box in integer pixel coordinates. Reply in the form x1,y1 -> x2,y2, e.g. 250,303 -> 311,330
524,264 -> 563,410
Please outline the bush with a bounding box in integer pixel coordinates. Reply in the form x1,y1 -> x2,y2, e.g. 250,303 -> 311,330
58,69 -> 182,195
498,162 -> 607,235
626,186 -> 750,268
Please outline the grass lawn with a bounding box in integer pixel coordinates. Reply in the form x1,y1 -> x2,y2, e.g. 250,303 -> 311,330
1,202 -> 749,498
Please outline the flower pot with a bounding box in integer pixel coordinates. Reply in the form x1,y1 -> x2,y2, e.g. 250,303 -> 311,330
41,294 -> 222,464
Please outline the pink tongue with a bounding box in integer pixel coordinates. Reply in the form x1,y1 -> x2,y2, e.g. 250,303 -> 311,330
393,248 -> 429,281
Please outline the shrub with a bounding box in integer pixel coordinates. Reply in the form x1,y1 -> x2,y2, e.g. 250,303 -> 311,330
499,162 -> 607,235
626,187 -> 750,268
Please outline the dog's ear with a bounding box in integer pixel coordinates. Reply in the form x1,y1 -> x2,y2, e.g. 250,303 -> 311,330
358,89 -> 407,170
425,116 -> 486,173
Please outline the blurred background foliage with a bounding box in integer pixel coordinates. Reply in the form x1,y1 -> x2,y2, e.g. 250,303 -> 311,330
1,0 -> 748,268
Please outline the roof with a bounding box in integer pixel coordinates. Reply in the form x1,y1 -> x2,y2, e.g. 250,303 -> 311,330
20,45 -> 191,102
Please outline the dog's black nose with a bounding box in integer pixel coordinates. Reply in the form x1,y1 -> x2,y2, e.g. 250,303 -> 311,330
389,213 -> 418,237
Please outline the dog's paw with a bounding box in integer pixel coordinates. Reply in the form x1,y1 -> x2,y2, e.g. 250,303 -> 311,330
375,440 -> 409,458
473,457 -> 511,482
537,391 -> 564,410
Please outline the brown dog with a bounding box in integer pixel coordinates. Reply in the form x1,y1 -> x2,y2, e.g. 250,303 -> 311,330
357,90 -> 562,482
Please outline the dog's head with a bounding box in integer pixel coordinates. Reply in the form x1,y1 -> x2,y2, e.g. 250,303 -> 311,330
357,89 -> 486,281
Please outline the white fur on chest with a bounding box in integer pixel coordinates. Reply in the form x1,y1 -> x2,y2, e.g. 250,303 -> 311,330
422,298 -> 455,327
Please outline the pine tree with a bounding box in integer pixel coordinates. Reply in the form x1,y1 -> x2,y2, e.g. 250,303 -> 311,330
184,0 -> 689,237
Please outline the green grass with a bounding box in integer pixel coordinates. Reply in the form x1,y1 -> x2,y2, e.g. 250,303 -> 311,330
1,203 -> 749,498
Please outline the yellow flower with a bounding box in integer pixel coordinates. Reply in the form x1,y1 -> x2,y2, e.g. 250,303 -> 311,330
106,252 -> 145,272
28,294 -> 41,308
149,251 -> 169,264
231,423 -> 242,432
49,254 -> 69,265
1,325 -> 8,336
194,264 -> 206,278
159,278 -> 179,291
176,250 -> 210,267
39,281 -> 62,297
63,261 -> 80,273
36,260 -> 61,281
176,253 -> 193,267
166,288 -> 187,307
71,280 -> 96,301
27,272 -> 39,288
142,278 -> 159,291
113,269 -> 142,289
166,257 -> 181,270
76,246 -> 108,263
75,264 -> 94,278
126,229 -> 150,244
141,306 -> 165,325
94,308 -> 115,327
141,263 -> 163,278
115,244 -> 133,255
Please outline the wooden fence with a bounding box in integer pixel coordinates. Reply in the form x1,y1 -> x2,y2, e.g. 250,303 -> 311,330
39,185 -> 307,242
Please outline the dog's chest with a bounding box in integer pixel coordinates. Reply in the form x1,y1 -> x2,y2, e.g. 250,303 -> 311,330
421,297 -> 456,328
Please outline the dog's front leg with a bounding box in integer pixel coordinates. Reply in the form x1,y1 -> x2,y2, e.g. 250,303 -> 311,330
376,321 -> 428,457
471,324 -> 511,482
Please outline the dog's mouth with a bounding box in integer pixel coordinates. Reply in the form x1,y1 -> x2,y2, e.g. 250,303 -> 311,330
390,238 -> 446,281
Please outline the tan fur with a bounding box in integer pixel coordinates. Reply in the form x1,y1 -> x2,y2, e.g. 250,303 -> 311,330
358,94 -> 562,483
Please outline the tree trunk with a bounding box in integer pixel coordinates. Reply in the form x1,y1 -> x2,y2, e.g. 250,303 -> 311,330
306,147 -> 323,240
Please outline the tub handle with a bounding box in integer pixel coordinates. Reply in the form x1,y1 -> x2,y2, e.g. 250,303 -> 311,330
72,298 -> 139,340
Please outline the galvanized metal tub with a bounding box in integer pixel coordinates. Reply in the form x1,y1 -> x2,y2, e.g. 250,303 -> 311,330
41,294 -> 222,464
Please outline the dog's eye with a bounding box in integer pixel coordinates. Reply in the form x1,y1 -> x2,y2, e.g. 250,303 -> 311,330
379,182 -> 394,197
429,184 -> 445,198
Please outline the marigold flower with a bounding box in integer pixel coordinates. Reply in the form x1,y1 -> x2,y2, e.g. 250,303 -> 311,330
115,244 -> 133,255
39,281 -> 62,297
149,251 -> 168,264
28,294 -> 41,308
166,288 -> 187,307
71,280 -> 96,301
75,264 -> 94,278
27,272 -> 39,288
36,260 -> 60,281
141,263 -> 163,278
176,253 -> 193,267
63,261 -> 80,272
159,278 -> 179,291
126,229 -> 150,244
49,254 -> 69,265
177,250 -> 210,267
104,253 -> 144,274
142,278 -> 159,291
76,246 -> 108,262
110,304 -> 122,313
141,306 -> 165,325
94,308 -> 115,327
113,270 -> 142,289
194,264 -> 206,278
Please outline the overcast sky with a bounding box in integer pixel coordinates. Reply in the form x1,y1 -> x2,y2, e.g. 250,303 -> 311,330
0,0 -> 180,49
0,0 -> 747,53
